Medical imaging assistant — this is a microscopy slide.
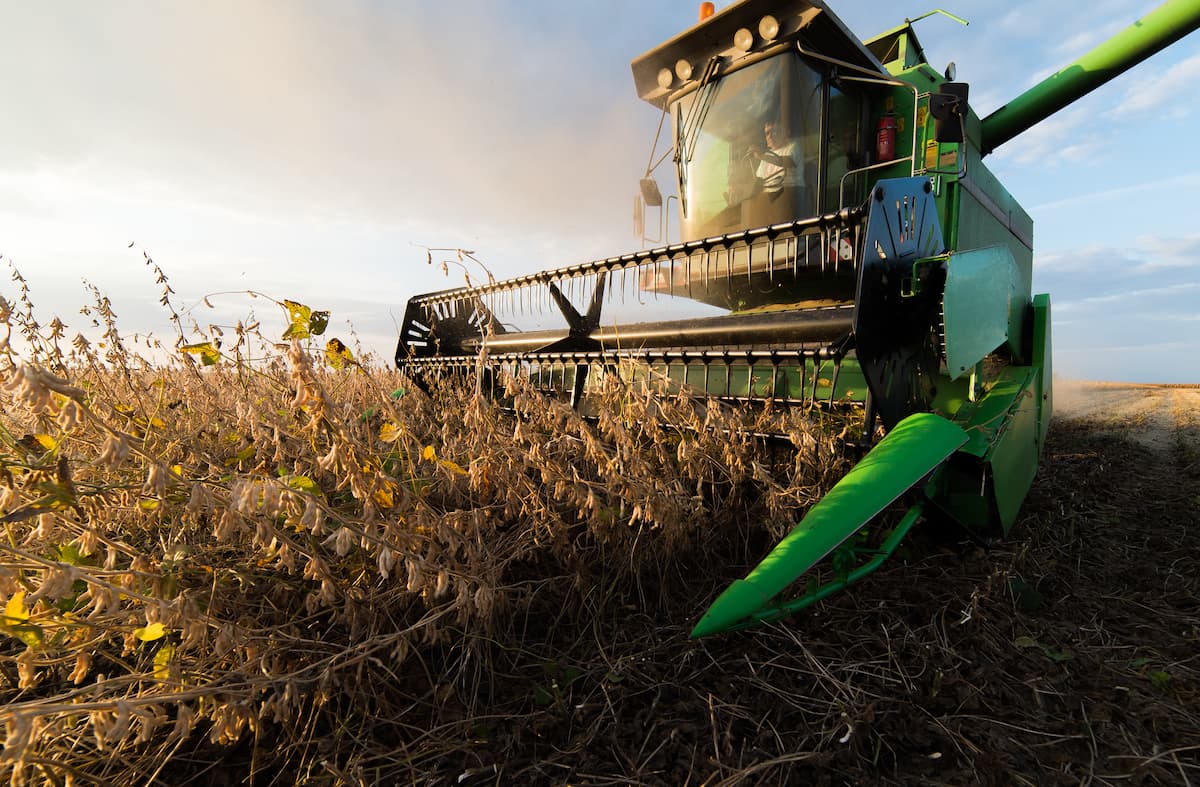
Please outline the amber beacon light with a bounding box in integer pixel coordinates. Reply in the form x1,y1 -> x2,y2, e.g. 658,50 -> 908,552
699,2 -> 715,22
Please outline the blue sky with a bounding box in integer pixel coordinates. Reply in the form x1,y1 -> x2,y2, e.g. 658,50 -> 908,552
2,1 -> 1197,381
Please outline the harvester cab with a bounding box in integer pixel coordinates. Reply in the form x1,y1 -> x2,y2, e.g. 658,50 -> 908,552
396,0 -> 1200,637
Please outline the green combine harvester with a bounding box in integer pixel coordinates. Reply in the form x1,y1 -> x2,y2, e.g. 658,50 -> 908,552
397,0 -> 1200,637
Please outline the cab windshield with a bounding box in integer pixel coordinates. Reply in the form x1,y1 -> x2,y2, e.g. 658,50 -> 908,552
674,53 -> 823,241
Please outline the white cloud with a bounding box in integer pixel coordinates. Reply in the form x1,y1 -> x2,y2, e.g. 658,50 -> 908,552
1120,51 -> 1200,114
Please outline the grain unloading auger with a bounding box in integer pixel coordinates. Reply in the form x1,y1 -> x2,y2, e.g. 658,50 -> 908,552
397,0 -> 1200,637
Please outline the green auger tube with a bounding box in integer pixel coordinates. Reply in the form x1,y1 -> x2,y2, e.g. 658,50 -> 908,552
981,0 -> 1200,154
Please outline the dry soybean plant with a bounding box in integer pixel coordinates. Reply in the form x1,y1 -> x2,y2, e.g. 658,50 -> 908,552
0,264 -> 851,784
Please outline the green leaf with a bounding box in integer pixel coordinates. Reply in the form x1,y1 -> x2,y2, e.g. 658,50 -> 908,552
54,542 -> 88,565
308,310 -> 329,336
281,300 -> 329,340
1149,670 -> 1172,690
282,299 -> 313,340
223,444 -> 257,467
532,684 -> 555,707
1008,577 -> 1045,612
180,342 -> 220,366
284,475 -> 322,497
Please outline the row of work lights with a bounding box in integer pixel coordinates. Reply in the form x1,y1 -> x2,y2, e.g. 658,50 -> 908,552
655,11 -> 782,89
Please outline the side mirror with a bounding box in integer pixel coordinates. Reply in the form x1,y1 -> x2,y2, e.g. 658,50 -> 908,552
639,177 -> 664,208
930,82 -> 969,144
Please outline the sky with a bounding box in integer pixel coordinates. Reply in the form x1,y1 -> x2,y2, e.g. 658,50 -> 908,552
2,0 -> 1198,382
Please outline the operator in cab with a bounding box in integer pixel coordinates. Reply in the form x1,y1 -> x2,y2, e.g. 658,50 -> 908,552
749,120 -> 802,195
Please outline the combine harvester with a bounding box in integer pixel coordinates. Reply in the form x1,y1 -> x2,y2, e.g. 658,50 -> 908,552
397,0 -> 1200,637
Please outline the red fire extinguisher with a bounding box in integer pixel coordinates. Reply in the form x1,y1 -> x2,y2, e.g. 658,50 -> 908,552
876,114 -> 897,163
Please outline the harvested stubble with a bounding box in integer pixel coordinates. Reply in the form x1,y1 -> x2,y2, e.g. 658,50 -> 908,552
1,281 -> 1197,785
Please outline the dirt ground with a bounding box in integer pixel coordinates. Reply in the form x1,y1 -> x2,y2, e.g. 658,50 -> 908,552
1053,381 -> 1200,454
466,381 -> 1200,786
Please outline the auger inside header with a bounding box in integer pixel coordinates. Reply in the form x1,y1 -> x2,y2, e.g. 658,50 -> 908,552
397,0 -> 1200,636
398,208 -> 868,407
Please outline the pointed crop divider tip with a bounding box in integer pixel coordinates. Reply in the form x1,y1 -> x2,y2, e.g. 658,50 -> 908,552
690,413 -> 969,638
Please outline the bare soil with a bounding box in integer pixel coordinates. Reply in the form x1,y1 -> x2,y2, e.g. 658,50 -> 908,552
1054,381 -> 1200,454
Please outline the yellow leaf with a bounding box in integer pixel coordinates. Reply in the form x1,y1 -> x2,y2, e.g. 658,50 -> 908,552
422,445 -> 437,462
134,622 -> 167,642
153,643 -> 175,680
138,499 -> 160,511
325,338 -> 354,369
373,484 -> 396,509
379,422 -> 403,444
34,434 -> 57,451
438,459 -> 468,476
2,591 -> 43,646
180,342 -> 220,366
4,591 -> 29,624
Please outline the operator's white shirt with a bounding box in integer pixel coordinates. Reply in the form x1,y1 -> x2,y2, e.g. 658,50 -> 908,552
756,140 -> 802,192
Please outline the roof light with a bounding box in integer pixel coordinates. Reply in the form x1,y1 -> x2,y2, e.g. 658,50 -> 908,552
675,59 -> 694,82
699,2 -> 715,22
758,15 -> 780,41
657,68 -> 674,89
733,27 -> 754,52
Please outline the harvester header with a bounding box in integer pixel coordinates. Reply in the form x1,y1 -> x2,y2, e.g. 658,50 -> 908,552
397,0 -> 1200,636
